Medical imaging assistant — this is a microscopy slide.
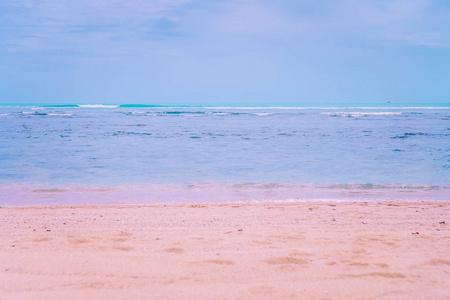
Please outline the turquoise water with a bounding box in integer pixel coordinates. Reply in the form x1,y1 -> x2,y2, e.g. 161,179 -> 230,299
0,104 -> 448,205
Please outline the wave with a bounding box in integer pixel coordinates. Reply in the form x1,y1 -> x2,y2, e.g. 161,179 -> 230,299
42,104 -> 79,108
119,104 -> 166,108
163,111 -> 205,115
210,112 -> 230,116
190,106 -> 450,110
78,104 -> 119,108
129,111 -> 148,115
1,104 -> 449,110
48,113 -> 74,117
3,112 -> 74,117
22,111 -> 47,116
321,112 -> 403,117
391,132 -> 429,139
2,181 -> 448,206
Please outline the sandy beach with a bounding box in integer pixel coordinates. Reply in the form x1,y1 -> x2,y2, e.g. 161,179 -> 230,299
1,201 -> 449,299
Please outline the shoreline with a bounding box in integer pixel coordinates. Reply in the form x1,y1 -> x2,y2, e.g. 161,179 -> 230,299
1,200 -> 449,299
2,182 -> 449,207
2,198 -> 450,209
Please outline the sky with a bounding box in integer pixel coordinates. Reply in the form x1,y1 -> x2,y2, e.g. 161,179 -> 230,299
0,0 -> 449,105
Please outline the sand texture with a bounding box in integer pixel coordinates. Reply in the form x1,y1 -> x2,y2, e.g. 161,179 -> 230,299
1,201 -> 449,299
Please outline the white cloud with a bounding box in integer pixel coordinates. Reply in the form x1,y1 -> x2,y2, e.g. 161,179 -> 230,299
1,0 -> 449,62
178,0 -> 450,49
0,0 -> 195,56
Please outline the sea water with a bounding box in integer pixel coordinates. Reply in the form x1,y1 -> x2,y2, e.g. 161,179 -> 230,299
0,104 -> 448,205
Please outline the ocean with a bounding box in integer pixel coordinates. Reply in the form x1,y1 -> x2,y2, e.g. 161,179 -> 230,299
0,104 -> 448,205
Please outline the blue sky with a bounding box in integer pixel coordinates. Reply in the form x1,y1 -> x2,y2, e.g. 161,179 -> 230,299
0,0 -> 449,105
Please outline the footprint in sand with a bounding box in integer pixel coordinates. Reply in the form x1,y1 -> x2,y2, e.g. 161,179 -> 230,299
264,257 -> 308,265
427,259 -> 450,266
346,272 -> 406,279
193,260 -> 235,265
162,247 -> 184,254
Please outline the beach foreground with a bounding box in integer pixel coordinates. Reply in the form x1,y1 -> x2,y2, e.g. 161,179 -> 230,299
1,201 -> 449,299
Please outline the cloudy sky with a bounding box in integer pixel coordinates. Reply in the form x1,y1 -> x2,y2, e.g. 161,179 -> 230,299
0,0 -> 449,104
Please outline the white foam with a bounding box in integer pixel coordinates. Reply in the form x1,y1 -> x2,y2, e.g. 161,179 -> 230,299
78,104 -> 119,108
189,106 -> 450,110
321,112 -> 403,116
48,113 -> 74,117
254,113 -> 273,116
204,112 -> 230,116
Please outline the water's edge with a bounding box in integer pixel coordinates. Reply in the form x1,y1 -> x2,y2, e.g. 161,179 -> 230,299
2,181 -> 448,207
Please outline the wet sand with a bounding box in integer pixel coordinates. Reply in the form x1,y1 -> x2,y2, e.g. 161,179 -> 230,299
1,201 -> 449,299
